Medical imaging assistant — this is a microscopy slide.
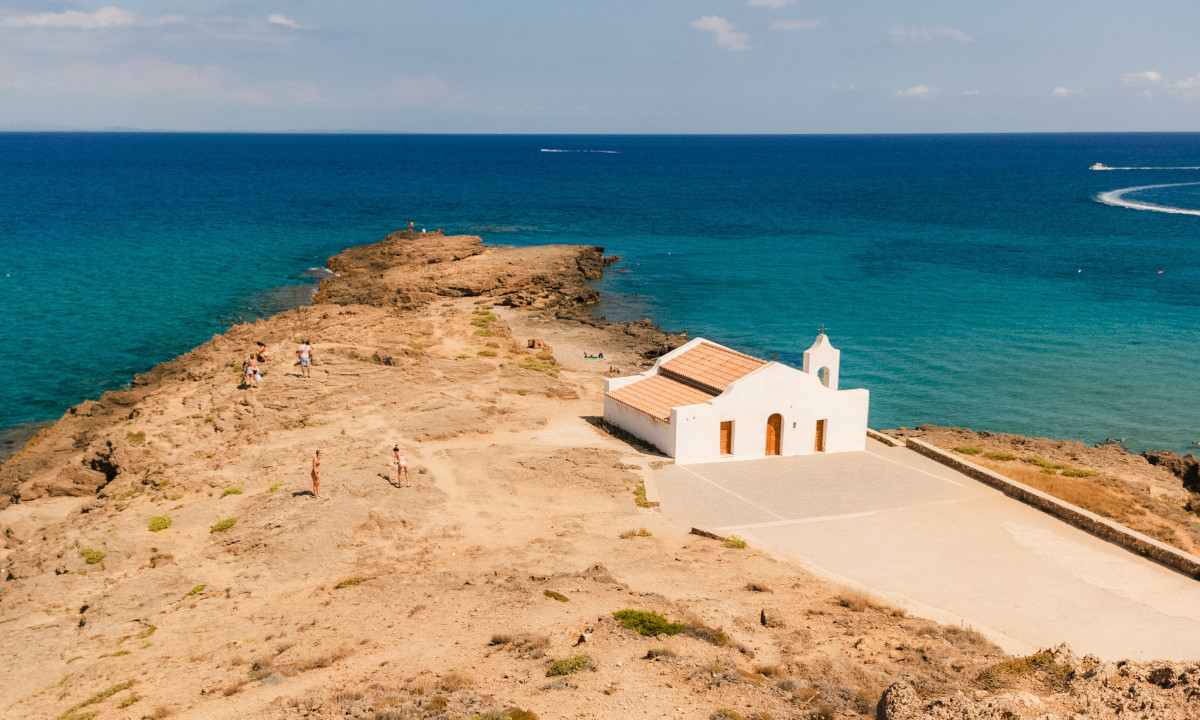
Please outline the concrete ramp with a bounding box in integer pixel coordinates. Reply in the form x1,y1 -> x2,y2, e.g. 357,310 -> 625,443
655,440 -> 1200,661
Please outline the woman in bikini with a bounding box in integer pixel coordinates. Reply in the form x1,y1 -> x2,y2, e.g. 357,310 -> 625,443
312,449 -> 322,498
393,446 -> 410,488
245,354 -> 260,388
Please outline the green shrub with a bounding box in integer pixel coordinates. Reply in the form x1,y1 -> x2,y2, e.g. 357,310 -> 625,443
186,584 -> 206,597
474,329 -> 493,337
504,709 -> 539,720
724,535 -> 747,549
954,445 -> 982,455
477,350 -> 498,357
546,653 -> 596,677
983,451 -> 1017,461
221,487 -> 242,497
210,518 -> 237,533
516,389 -> 529,396
78,549 -> 106,565
633,483 -> 651,508
125,431 -> 146,445
335,577 -> 369,589
60,680 -> 134,718
147,516 -> 172,532
518,357 -> 557,377
543,590 -> 569,602
1061,467 -> 1098,477
268,482 -> 283,492
613,610 -> 684,636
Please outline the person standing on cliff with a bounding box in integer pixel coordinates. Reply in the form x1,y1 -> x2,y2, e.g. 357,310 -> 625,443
407,220 -> 414,231
255,342 -> 269,375
245,354 -> 261,388
296,340 -> 313,378
312,449 -> 322,499
392,446 -> 410,488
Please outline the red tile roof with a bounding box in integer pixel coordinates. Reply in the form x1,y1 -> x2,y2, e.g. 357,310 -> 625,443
605,341 -> 768,422
660,341 -> 766,393
605,374 -> 717,423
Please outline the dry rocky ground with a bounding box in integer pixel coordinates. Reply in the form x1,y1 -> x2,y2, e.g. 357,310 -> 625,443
2,232 -> 1198,719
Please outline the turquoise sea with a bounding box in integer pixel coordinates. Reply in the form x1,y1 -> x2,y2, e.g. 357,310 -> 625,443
2,133 -> 1198,454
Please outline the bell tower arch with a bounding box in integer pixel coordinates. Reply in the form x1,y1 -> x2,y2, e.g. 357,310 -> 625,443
802,326 -> 840,390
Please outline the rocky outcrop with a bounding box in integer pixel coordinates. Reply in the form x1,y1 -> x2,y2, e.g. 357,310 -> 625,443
877,646 -> 1200,720
1144,451 -> 1200,492
312,230 -> 607,312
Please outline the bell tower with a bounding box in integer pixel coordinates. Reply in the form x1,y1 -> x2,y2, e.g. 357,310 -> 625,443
802,326 -> 840,390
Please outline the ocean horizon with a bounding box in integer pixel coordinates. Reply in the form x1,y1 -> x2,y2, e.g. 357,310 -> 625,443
2,132 -> 1198,455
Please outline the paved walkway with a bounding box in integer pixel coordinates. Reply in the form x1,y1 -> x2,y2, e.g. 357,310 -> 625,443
656,440 -> 1200,661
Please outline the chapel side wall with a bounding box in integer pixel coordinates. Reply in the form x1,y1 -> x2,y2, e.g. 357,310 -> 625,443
603,397 -> 676,457
819,388 -> 869,453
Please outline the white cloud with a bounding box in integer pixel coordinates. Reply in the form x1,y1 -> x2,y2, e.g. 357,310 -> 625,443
888,27 -> 971,43
285,81 -> 323,104
267,13 -> 302,29
1121,71 -> 1162,84
770,20 -> 823,31
895,84 -> 936,98
691,16 -> 750,51
962,89 -> 981,96
0,55 -> 325,106
0,6 -> 136,29
1052,86 -> 1083,97
385,74 -> 468,109
749,0 -> 796,7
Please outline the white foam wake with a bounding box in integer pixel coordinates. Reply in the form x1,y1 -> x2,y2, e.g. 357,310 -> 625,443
1091,162 -> 1200,170
540,149 -> 619,154
1095,182 -> 1200,216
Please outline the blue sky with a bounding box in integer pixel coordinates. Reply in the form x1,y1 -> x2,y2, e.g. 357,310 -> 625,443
1,1 -> 1199,132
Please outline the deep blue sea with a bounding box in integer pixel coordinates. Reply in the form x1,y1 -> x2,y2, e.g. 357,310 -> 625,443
2,133 -> 1198,454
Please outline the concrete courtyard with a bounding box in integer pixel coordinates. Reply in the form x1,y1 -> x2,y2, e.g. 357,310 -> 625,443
655,439 -> 1200,661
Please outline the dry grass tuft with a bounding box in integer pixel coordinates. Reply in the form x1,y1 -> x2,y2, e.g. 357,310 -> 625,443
744,582 -> 772,593
438,670 -> 473,693
836,588 -> 872,612
975,651 -> 1074,691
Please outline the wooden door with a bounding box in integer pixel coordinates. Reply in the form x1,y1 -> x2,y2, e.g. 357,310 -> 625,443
765,414 -> 782,456
720,421 -> 733,455
815,419 -> 827,452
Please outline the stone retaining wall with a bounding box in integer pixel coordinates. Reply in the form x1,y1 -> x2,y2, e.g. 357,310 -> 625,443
907,438 -> 1200,581
867,428 -> 906,447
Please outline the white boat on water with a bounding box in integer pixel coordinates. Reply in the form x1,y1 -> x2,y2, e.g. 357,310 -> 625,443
1090,163 -> 1110,170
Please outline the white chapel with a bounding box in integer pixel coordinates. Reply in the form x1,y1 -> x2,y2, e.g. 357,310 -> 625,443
602,333 -> 869,464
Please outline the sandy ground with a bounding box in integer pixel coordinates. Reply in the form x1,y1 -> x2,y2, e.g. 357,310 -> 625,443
2,232 -> 1198,720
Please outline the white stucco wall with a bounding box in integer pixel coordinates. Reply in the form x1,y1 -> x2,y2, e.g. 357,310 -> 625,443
670,363 -> 868,465
602,395 -> 676,457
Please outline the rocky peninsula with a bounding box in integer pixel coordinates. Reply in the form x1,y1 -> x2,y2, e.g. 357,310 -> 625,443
1,230 -> 1198,719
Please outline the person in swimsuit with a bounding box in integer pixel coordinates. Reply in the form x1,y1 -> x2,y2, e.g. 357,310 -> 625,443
311,449 -> 322,498
245,354 -> 260,388
296,340 -> 313,378
393,446 -> 410,487
255,342 -> 269,375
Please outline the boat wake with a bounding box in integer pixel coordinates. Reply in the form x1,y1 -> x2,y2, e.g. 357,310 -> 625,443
1095,182 -> 1200,216
540,149 -> 619,154
1090,163 -> 1200,170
